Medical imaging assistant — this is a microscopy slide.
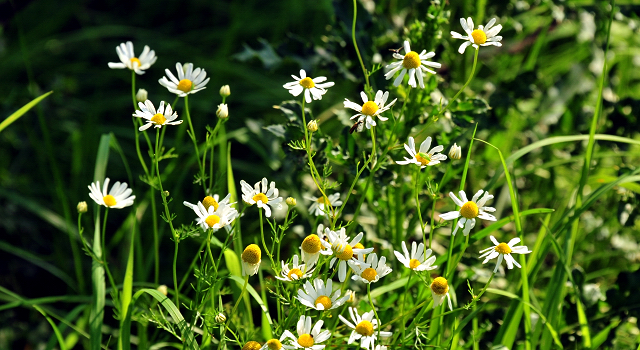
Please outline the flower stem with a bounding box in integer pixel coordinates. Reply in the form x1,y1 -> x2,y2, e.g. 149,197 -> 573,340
351,0 -> 370,89
184,95 -> 206,193
439,48 -> 479,117
218,275 -> 248,350
367,284 -> 381,340
400,270 -> 413,340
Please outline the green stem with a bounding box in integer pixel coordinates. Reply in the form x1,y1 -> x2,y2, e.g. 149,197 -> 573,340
351,0 -> 370,89
219,276 -> 248,350
367,284 -> 381,340
184,95 -> 206,193
400,270 -> 413,340
130,71 -> 137,109
441,48 -> 479,117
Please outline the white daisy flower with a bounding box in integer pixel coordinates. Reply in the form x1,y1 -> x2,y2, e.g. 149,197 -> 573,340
183,198 -> 238,232
300,231 -> 333,267
344,90 -> 397,130
107,41 -> 157,75
395,136 -> 447,168
241,244 -> 261,276
349,253 -> 392,284
133,100 -> 183,131
281,315 -> 331,350
384,41 -> 441,89
479,236 -> 532,273
320,227 -> 374,282
184,193 -> 232,213
283,69 -> 335,103
393,241 -> 438,271
240,178 -> 284,218
305,193 -> 343,217
430,277 -> 453,311
338,307 -> 392,350
296,278 -> 349,311
159,62 -> 210,97
451,17 -> 503,54
439,190 -> 497,236
88,178 -> 135,209
276,255 -> 315,282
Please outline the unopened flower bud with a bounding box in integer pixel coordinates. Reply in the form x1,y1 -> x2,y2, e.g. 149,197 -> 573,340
346,289 -> 356,303
307,120 -> 318,132
449,143 -> 461,160
217,103 -> 229,119
157,285 -> 168,296
219,85 -> 230,97
77,201 -> 88,214
286,197 -> 297,207
215,312 -> 226,323
163,191 -> 170,197
242,341 -> 261,350
136,89 -> 148,102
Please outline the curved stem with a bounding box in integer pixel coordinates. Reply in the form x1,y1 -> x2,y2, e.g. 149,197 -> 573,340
352,0 -> 370,89
440,48 -> 479,117
367,284 -> 381,340
218,276 -> 248,350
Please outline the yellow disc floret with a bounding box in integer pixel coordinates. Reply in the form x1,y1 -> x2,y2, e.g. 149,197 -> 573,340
177,79 -> 193,93
266,339 -> 282,350
353,242 -> 366,260
288,268 -> 303,280
355,320 -> 374,336
361,267 -> 378,282
253,193 -> 269,204
316,196 -> 326,204
130,57 -> 141,68
150,113 -> 167,125
431,277 -> 449,296
242,244 -> 261,264
361,101 -> 379,116
205,215 -> 221,228
402,51 -> 421,69
314,295 -> 332,309
299,77 -> 315,89
301,234 -> 322,254
103,195 -> 117,207
460,201 -> 479,219
242,341 -> 261,350
471,29 -> 487,45
495,242 -> 512,254
336,244 -> 353,260
202,196 -> 219,211
297,334 -> 314,348
409,259 -> 421,270
415,152 -> 431,166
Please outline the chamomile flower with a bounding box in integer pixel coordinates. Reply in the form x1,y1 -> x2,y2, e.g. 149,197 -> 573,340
184,193 -> 232,213
479,236 -> 532,273
108,41 -> 157,75
394,241 -> 438,271
321,227 -> 374,282
159,62 -> 210,97
296,278 -> 349,311
283,69 -> 335,103
439,190 -> 497,236
261,338 -> 284,350
240,178 -> 284,218
349,253 -> 392,284
344,90 -> 397,130
133,100 -> 183,131
396,136 -> 447,168
430,277 -> 453,311
339,307 -> 392,350
451,17 -> 503,54
276,255 -> 315,282
88,178 -> 135,209
384,41 -> 441,89
183,200 -> 238,232
241,244 -> 262,276
281,315 -> 331,350
305,193 -> 342,217
243,341 -> 262,350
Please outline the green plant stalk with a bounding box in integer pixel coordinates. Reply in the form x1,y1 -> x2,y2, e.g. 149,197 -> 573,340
118,214 -> 136,350
90,207 -> 105,350
400,270 -> 413,340
219,276 -> 249,350
367,284 -> 381,340
207,118 -> 223,194
351,0 -> 370,90
184,95 -> 206,193
100,208 -> 119,298
258,208 -> 275,267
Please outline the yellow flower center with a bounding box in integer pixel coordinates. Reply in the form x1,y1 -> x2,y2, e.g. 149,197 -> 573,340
103,195 -> 117,207
336,244 -> 353,260
301,234 -> 322,254
129,57 -> 141,67
288,268 -> 303,280
253,193 -> 269,204
205,215 -> 221,228
353,242 -> 366,260
361,267 -> 377,282
409,259 -> 421,270
431,277 -> 449,296
297,334 -> 314,348
177,79 -> 193,93
402,51 -> 421,69
355,320 -> 374,336
415,152 -> 431,166
242,341 -> 261,350
266,339 -> 282,350
460,201 -> 479,219
361,101 -> 379,116
316,196 -> 326,204
314,295 -> 332,309
299,77 -> 315,89
202,196 -> 219,211
495,242 -> 512,254
150,113 -> 167,125
471,29 -> 487,45
242,244 -> 261,264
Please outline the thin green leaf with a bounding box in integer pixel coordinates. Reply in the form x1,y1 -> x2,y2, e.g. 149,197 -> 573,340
0,91 -> 53,133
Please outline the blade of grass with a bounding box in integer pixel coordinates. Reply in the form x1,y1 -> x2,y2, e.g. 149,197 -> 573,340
0,90 -> 53,133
